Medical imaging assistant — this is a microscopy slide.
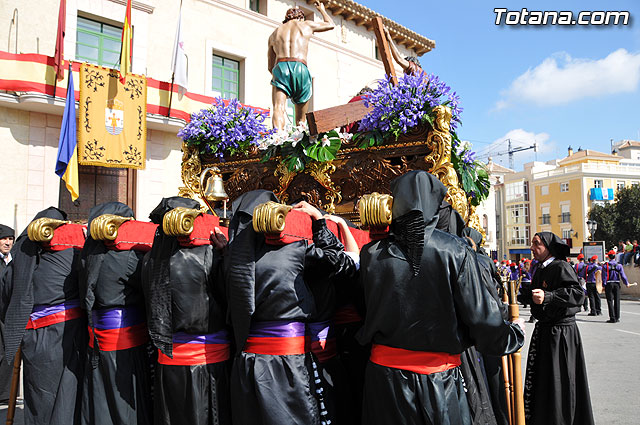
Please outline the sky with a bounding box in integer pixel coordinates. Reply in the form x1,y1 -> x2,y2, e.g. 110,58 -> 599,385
361,0 -> 640,170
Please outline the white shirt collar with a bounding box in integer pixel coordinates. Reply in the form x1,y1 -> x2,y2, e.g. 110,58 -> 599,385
542,256 -> 555,268
0,252 -> 11,264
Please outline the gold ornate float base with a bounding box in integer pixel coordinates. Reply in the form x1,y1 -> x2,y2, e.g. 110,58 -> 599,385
179,105 -> 480,231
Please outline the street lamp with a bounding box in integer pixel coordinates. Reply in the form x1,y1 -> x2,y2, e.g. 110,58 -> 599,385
586,220 -> 598,241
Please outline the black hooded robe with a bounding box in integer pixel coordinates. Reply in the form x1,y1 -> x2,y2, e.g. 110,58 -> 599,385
1,207 -> 86,425
142,196 -> 231,425
225,190 -> 357,425
357,171 -> 524,425
79,202 -> 153,425
520,232 -> 594,425
441,218 -> 498,425
463,227 -> 510,425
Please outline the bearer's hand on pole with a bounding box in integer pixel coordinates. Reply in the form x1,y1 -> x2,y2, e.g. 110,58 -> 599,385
292,201 -> 323,220
532,289 -> 545,305
210,227 -> 228,251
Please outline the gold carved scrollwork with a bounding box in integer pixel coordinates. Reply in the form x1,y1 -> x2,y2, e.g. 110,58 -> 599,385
274,162 -> 298,204
178,142 -> 202,200
424,105 -> 468,221
90,215 -> 133,241
358,192 -> 393,229
305,161 -> 342,214
27,218 -> 70,242
163,207 -> 202,237
252,202 -> 292,234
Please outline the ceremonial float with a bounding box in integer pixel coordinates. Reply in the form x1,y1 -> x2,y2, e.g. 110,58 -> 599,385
172,15 -> 526,423
176,74 -> 489,234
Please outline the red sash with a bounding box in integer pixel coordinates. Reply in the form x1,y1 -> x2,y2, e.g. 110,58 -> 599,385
244,336 -> 308,355
158,343 -> 230,366
26,303 -> 83,329
370,344 -> 461,375
157,331 -> 231,366
88,323 -> 149,352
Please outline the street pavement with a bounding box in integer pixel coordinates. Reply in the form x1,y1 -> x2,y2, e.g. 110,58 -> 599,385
1,299 -> 638,424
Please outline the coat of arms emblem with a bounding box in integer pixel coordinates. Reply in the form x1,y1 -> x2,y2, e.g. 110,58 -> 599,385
105,99 -> 124,135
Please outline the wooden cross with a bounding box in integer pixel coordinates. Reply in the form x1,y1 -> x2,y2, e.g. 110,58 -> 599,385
306,17 -> 398,135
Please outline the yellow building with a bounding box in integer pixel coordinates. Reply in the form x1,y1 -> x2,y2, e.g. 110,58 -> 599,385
497,145 -> 640,260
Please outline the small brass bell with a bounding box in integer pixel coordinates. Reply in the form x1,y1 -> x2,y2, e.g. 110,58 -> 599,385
200,167 -> 229,220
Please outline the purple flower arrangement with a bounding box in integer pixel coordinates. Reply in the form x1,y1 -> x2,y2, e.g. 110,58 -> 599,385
358,72 -> 463,137
177,98 -> 274,158
358,73 -> 488,206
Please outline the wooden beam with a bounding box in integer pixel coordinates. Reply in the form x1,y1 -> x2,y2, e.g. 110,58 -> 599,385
344,12 -> 356,21
372,17 -> 397,85
306,100 -> 371,135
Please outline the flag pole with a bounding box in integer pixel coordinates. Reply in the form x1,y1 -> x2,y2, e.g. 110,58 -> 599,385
167,0 -> 183,118
167,72 -> 175,118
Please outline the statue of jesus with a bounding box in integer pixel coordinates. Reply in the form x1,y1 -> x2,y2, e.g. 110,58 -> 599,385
268,1 -> 335,130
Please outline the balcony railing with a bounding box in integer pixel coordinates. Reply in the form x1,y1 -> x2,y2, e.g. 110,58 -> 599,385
559,212 -> 571,223
540,214 -> 551,225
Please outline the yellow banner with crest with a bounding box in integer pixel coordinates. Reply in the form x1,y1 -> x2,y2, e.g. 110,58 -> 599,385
78,63 -> 147,169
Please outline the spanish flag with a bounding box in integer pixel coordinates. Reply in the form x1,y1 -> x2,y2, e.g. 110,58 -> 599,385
55,64 -> 79,201
119,0 -> 132,83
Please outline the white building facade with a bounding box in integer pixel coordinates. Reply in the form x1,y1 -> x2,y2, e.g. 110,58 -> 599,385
0,0 -> 433,231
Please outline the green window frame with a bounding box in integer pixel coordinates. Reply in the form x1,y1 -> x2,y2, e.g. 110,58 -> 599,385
249,0 -> 260,13
76,16 -> 123,69
211,54 -> 240,100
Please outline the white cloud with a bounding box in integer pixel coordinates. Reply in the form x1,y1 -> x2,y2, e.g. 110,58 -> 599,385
477,129 -> 554,169
495,48 -> 640,109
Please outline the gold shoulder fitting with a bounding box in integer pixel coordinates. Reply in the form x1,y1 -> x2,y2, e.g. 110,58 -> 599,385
27,217 -> 70,242
358,192 -> 393,229
90,215 -> 133,241
252,202 -> 292,234
163,207 -> 202,236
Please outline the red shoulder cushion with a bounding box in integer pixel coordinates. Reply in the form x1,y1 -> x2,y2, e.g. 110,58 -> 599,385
264,211 -> 373,247
105,221 -> 158,252
43,223 -> 86,251
339,226 -> 372,248
177,214 -> 228,247
264,210 -> 314,245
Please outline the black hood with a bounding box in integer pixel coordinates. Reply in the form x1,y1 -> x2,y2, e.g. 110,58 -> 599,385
145,196 -> 201,356
82,202 -> 135,353
536,231 -> 570,260
436,200 -> 465,237
388,171 -> 447,276
226,190 -> 279,353
390,170 -> 447,224
4,206 -> 68,364
87,201 -> 134,229
149,196 -> 201,225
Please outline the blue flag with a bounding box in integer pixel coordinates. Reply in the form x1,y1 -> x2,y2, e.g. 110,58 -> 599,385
55,64 -> 79,201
